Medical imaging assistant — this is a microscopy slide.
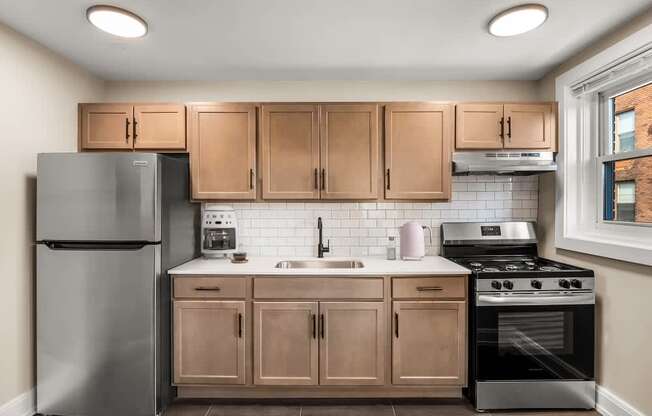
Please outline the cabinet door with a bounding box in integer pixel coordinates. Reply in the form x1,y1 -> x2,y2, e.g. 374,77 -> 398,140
392,301 -> 466,386
455,104 -> 504,149
253,302 -> 318,385
80,104 -> 133,150
188,104 -> 256,199
261,104 -> 320,199
504,104 -> 553,149
320,104 -> 379,199
173,301 -> 245,385
319,302 -> 385,385
134,104 -> 186,150
385,103 -> 453,200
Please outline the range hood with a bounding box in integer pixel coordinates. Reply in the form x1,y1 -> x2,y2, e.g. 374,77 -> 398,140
452,151 -> 557,176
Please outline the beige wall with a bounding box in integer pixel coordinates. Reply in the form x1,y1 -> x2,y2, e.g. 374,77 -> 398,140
104,79 -> 539,102
0,23 -> 104,406
537,7 -> 652,414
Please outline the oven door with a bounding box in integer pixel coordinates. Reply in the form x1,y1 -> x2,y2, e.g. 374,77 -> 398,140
475,292 -> 594,381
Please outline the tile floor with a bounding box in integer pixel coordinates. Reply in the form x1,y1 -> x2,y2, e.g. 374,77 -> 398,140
163,399 -> 601,416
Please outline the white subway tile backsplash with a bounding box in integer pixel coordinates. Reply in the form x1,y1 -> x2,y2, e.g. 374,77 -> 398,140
232,176 -> 538,256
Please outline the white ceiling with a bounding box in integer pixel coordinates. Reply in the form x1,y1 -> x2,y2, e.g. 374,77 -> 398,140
0,0 -> 650,81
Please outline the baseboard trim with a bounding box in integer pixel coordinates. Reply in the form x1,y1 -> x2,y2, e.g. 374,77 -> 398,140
0,384 -> 644,416
597,386 -> 645,416
0,389 -> 34,416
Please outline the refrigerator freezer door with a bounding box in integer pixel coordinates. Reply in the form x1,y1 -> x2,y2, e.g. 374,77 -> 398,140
36,243 -> 159,416
37,153 -> 160,242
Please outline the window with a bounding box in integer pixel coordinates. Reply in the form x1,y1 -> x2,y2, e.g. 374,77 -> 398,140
601,82 -> 652,225
614,110 -> 635,153
555,23 -> 652,266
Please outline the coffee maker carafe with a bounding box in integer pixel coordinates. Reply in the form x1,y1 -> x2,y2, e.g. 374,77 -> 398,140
201,205 -> 238,258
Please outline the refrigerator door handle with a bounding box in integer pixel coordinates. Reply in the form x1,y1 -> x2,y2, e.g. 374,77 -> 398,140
42,242 -> 152,250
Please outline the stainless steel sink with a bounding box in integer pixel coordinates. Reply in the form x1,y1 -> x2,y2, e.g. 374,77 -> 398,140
274,260 -> 365,269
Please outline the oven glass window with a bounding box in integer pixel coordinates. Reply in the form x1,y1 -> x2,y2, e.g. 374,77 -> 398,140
476,305 -> 594,381
498,311 -> 574,356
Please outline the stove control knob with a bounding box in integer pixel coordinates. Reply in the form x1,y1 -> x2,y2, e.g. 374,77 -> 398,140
502,280 -> 514,290
491,280 -> 502,290
531,280 -> 543,289
570,279 -> 583,289
558,279 -> 571,289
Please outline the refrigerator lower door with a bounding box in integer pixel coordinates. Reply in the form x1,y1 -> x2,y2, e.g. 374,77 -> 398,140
36,152 -> 160,242
36,243 -> 160,416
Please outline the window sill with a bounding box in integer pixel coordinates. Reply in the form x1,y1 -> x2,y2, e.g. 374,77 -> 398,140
556,234 -> 652,267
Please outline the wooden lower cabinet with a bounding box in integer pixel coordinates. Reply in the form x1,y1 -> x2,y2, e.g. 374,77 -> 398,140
253,302 -> 319,385
392,301 -> 466,386
172,275 -> 469,396
319,302 -> 385,385
173,300 -> 245,385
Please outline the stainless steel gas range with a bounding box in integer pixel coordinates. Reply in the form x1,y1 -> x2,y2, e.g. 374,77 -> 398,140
441,221 -> 595,411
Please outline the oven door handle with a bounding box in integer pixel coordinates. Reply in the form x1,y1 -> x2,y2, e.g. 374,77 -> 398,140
477,293 -> 595,306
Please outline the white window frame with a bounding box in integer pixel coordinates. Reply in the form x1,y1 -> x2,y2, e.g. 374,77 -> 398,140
555,23 -> 652,266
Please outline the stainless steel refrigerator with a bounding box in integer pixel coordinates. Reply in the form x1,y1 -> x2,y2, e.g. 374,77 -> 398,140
36,153 -> 198,416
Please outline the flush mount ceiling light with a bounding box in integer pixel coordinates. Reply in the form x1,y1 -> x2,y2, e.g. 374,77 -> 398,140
86,5 -> 148,38
488,4 -> 548,37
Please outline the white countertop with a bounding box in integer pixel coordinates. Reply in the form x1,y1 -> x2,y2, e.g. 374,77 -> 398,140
169,256 -> 470,276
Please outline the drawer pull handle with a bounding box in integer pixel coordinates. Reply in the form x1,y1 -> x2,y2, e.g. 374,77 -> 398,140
320,314 -> 325,339
416,286 -> 443,291
194,286 -> 221,291
238,313 -> 243,338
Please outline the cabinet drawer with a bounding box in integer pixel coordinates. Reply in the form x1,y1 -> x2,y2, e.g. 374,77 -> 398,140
254,277 -> 383,299
174,277 -> 247,299
392,277 -> 465,299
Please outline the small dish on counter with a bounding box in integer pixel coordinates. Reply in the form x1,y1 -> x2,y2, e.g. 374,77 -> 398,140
231,252 -> 248,263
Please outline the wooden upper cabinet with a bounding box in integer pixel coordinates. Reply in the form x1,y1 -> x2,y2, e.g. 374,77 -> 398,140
455,104 -> 504,149
504,103 -> 553,149
320,104 -> 379,199
173,300 -> 245,385
253,302 -> 319,385
80,104 -> 134,150
188,103 -> 256,200
319,302 -> 385,386
133,104 -> 186,150
385,103 -> 453,200
392,301 -> 466,386
261,104 -> 320,199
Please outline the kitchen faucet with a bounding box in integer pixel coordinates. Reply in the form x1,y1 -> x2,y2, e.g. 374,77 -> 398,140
317,217 -> 330,258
